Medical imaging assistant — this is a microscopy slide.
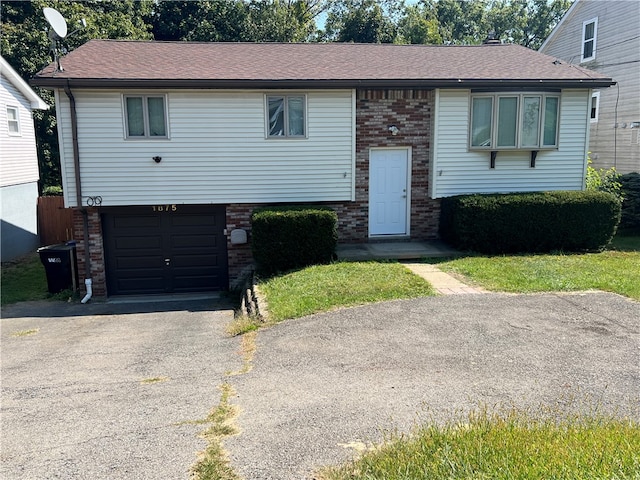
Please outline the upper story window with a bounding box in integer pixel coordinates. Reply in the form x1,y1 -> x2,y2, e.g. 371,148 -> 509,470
590,91 -> 600,122
581,17 -> 598,63
124,95 -> 168,139
470,93 -> 560,150
6,106 -> 20,135
266,95 -> 306,138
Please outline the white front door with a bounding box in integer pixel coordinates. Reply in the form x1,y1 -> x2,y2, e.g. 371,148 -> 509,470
369,148 -> 410,236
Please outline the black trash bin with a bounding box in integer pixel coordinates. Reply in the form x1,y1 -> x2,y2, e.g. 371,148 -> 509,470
38,243 -> 78,294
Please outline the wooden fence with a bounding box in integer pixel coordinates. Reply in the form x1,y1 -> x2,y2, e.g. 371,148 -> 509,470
37,196 -> 74,246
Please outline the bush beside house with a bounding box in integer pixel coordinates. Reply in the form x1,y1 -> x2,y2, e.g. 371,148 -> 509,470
251,206 -> 338,275
440,191 -> 621,253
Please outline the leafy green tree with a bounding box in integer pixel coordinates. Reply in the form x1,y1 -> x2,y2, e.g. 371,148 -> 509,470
1,0 -> 153,190
324,0 -> 399,43
397,4 -> 442,44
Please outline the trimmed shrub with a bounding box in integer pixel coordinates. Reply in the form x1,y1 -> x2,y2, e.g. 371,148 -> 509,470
42,185 -> 63,196
440,191 -> 621,254
251,206 -> 338,275
620,173 -> 640,230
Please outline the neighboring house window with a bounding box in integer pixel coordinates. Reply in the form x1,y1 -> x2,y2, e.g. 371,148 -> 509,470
581,17 -> 598,63
124,95 -> 168,139
6,106 -> 20,135
470,93 -> 560,150
266,95 -> 306,138
590,91 -> 600,122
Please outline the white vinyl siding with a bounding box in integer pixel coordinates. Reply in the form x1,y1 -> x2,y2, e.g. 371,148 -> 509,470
56,89 -> 354,207
540,1 -> 639,174
432,89 -> 590,199
0,73 -> 39,187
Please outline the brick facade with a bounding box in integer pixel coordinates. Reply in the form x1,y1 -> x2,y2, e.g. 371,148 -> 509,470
74,89 -> 441,297
72,208 -> 107,298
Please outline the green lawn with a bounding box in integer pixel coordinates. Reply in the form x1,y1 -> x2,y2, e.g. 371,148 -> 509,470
436,234 -> 640,300
318,406 -> 640,480
1,253 -> 49,306
257,261 -> 435,321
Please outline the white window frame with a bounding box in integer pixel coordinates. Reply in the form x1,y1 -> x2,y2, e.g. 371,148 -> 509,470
123,94 -> 169,140
590,91 -> 600,123
469,92 -> 560,151
581,17 -> 598,63
6,106 -> 21,136
265,94 -> 308,139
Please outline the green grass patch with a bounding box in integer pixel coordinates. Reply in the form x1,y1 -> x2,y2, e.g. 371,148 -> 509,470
318,406 -> 640,480
1,253 -> 49,305
258,261 -> 435,321
10,328 -> 39,337
191,383 -> 241,480
1,252 -> 79,305
436,236 -> 640,300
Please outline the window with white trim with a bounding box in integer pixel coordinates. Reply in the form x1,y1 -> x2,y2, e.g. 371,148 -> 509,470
124,95 -> 168,139
266,95 -> 306,138
6,106 -> 20,135
590,91 -> 600,122
581,17 -> 598,63
470,93 -> 560,150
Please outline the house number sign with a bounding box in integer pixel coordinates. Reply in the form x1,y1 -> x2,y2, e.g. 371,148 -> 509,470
152,204 -> 178,212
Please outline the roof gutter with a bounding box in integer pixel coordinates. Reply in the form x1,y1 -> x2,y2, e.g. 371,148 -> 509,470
31,77 -> 617,90
63,81 -> 92,300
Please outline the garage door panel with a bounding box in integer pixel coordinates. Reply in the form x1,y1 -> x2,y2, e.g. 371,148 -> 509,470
114,236 -> 162,251
170,234 -> 218,249
112,215 -> 160,229
116,276 -> 166,294
115,255 -> 162,269
172,254 -> 221,268
102,206 -> 228,295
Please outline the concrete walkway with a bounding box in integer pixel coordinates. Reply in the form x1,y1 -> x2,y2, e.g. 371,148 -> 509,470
403,263 -> 486,295
336,241 -> 485,295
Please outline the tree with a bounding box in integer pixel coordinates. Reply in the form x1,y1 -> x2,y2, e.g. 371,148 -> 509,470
324,0 -> 399,43
1,0 -> 153,190
151,0 -> 324,43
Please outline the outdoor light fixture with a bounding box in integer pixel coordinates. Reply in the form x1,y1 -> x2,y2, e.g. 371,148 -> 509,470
388,125 -> 399,136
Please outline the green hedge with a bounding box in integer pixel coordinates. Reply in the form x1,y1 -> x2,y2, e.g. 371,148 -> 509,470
620,173 -> 640,230
251,206 -> 338,275
440,191 -> 621,253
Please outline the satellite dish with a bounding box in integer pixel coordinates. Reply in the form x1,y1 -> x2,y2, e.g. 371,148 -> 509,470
43,7 -> 68,39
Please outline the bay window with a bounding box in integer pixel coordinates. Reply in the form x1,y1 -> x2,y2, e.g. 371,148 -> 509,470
470,93 -> 560,150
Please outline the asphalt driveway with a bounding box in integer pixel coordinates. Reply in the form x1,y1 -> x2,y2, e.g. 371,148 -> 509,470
2,292 -> 639,479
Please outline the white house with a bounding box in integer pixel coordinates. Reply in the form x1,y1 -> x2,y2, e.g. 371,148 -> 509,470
1,56 -> 48,262
540,0 -> 640,174
32,40 -> 613,298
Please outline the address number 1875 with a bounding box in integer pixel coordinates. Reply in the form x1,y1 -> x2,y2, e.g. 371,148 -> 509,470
152,205 -> 177,212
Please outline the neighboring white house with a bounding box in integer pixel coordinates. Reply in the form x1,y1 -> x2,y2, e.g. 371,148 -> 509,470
32,40 -> 613,297
1,56 -> 48,262
540,0 -> 640,174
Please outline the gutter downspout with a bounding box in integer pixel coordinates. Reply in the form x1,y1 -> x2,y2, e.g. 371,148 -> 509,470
64,82 -> 92,303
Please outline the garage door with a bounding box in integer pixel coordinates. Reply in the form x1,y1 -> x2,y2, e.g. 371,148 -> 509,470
102,205 -> 228,295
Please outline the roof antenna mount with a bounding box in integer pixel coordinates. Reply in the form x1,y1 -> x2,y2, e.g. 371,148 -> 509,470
43,7 -> 85,72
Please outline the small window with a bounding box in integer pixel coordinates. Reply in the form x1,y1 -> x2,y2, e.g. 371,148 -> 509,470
6,106 -> 20,135
581,17 -> 598,63
266,95 -> 306,138
590,91 -> 600,122
124,95 -> 168,139
470,93 -> 560,150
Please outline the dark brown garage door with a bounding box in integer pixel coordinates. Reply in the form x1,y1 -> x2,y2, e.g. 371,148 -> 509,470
102,205 -> 228,295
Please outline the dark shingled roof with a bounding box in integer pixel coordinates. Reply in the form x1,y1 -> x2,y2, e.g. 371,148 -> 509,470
32,39 -> 615,89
